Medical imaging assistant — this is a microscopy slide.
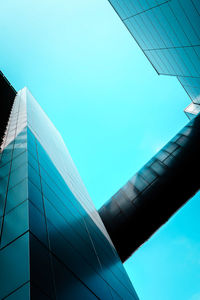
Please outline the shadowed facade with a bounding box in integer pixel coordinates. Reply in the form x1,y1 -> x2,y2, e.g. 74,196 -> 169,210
99,113 -> 200,261
1,2 -> 200,296
0,74 -> 138,299
98,0 -> 200,262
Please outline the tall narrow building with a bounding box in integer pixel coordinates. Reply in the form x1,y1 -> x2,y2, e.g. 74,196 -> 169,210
0,78 -> 139,299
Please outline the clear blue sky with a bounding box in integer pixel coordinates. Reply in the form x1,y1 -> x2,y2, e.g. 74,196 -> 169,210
1,1 -> 200,299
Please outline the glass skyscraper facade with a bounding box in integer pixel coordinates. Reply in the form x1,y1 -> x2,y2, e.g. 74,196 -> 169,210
1,2 -> 199,299
108,0 -> 200,119
97,2 -> 200,297
0,87 -> 139,299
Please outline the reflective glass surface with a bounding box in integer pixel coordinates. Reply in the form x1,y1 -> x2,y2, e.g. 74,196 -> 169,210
4,283 -> 30,300
109,0 -> 200,116
0,90 -> 139,299
0,233 -> 29,299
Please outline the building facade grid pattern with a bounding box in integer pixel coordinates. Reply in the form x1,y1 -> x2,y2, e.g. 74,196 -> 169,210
0,90 -> 139,299
108,0 -> 200,117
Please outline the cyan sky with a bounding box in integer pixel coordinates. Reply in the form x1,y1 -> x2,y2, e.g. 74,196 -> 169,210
1,1 -> 200,299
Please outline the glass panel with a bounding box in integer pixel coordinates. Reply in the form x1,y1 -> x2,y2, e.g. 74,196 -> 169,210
29,201 -> 48,247
0,233 -> 29,299
28,164 -> 41,188
182,47 -> 200,77
155,4 -> 181,47
52,255 -> 97,300
142,11 -> 166,48
0,162 -> 11,178
0,145 -> 14,166
1,201 -> 29,248
6,178 -> 28,214
0,176 -> 9,217
178,126 -> 193,137
28,151 -> 39,173
129,173 -> 148,191
163,154 -> 175,167
163,142 -> 179,154
192,0 -> 200,15
175,135 -> 188,147
11,151 -> 27,173
122,181 -> 138,200
125,18 -> 149,49
162,4 -> 190,46
145,50 -> 167,73
154,49 -> 176,75
29,233 -> 55,298
28,179 -> 43,213
169,0 -> 200,45
147,9 -> 174,48
8,164 -> 28,190
5,282 -> 30,300
150,160 -> 166,176
139,167 -> 157,183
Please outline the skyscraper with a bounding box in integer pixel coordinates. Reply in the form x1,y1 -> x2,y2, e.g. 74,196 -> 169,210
98,0 -> 200,260
108,0 -> 200,119
1,2 -> 199,299
0,77 -> 139,299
